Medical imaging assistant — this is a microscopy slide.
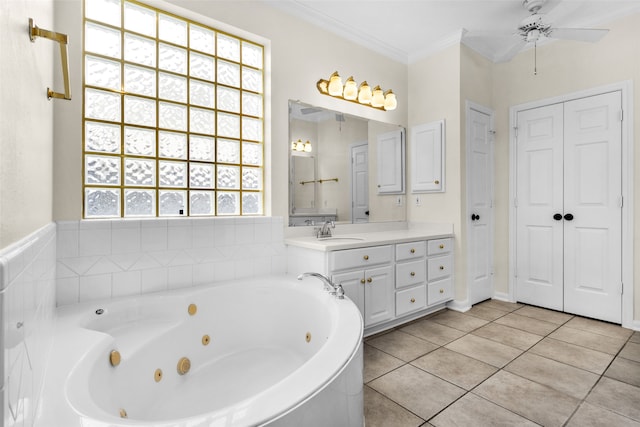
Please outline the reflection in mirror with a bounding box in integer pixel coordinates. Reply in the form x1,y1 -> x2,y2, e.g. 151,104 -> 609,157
289,100 -> 406,226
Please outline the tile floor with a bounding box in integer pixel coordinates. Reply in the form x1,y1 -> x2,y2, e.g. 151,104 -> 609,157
363,300 -> 640,427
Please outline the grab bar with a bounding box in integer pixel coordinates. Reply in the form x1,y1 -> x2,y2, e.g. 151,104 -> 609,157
29,18 -> 71,100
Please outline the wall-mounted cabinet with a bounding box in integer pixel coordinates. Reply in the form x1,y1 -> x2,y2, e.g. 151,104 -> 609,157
376,128 -> 405,194
410,120 -> 445,193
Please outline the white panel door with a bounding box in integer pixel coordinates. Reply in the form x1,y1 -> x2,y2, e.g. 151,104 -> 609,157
351,143 -> 369,223
467,106 -> 494,305
516,103 -> 564,310
376,129 -> 404,194
563,92 -> 622,323
364,265 -> 394,326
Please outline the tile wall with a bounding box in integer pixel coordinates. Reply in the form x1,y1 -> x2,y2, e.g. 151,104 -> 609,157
0,223 -> 57,427
56,217 -> 287,306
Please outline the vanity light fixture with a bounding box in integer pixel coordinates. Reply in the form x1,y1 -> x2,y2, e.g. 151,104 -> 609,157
316,71 -> 397,111
291,139 -> 312,153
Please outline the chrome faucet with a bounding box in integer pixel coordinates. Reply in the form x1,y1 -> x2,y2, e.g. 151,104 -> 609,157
297,272 -> 345,299
315,220 -> 335,239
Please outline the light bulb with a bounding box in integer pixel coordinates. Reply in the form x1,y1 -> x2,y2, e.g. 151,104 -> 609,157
316,79 -> 329,94
358,81 -> 372,104
291,140 -> 297,150
343,76 -> 357,100
383,90 -> 397,111
371,85 -> 384,108
304,140 -> 312,152
295,139 -> 305,151
328,71 -> 343,96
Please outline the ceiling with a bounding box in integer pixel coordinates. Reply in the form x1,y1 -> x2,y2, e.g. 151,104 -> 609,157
265,0 -> 640,64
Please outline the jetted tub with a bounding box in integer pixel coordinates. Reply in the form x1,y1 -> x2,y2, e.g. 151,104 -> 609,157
37,276 -> 364,426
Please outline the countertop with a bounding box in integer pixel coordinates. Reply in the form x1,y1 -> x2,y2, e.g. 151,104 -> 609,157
284,227 -> 453,251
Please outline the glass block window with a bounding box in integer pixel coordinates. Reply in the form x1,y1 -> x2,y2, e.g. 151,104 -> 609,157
83,0 -> 264,218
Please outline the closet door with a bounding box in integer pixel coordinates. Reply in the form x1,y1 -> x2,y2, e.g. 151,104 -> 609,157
515,103 -> 564,310
563,92 -> 622,323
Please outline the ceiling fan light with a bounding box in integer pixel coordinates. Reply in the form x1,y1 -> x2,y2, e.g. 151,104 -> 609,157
527,29 -> 540,43
383,90 -> 397,111
328,71 -> 343,96
371,85 -> 384,108
358,81 -> 372,104
343,76 -> 357,100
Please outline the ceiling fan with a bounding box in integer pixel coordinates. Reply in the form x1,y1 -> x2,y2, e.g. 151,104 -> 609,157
471,0 -> 609,71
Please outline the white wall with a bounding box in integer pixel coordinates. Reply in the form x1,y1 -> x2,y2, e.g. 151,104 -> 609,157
492,13 -> 640,320
0,0 -> 54,249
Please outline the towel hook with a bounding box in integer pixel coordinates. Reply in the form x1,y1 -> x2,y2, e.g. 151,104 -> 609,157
28,18 -> 71,100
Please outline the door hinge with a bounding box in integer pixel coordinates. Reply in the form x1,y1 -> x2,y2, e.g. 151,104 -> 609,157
514,127 -> 518,137
620,282 -> 624,295
514,197 -> 518,208
618,110 -> 624,122
618,195 -> 624,208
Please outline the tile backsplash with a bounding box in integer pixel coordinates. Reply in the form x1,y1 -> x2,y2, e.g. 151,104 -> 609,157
1,223 -> 56,427
56,217 -> 286,306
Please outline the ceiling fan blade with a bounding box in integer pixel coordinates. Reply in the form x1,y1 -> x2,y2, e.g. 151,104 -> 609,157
549,28 -> 609,43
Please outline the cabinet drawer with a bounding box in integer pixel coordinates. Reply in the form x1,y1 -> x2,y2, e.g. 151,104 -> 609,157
427,238 -> 452,256
395,260 -> 426,289
330,245 -> 393,272
396,285 -> 427,316
427,255 -> 453,281
395,241 -> 426,261
427,277 -> 453,305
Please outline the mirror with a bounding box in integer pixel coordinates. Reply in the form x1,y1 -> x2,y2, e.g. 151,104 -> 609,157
289,100 -> 406,226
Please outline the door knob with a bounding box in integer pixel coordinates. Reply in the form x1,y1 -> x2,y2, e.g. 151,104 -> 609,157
471,213 -> 480,221
553,213 -> 563,221
564,213 -> 574,221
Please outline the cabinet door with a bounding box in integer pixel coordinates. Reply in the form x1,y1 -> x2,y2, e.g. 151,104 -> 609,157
332,270 -> 365,319
410,120 -> 444,193
364,265 -> 394,326
376,129 -> 405,194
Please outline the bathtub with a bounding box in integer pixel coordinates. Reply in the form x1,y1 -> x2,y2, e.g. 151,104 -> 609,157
37,275 -> 364,426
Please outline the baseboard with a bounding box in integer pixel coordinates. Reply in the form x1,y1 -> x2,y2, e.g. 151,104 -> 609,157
447,299 -> 471,312
492,292 -> 512,302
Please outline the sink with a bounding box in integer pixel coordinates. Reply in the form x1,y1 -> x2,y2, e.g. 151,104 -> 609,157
317,237 -> 365,242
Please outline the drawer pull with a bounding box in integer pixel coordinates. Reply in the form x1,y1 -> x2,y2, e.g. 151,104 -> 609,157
410,248 -> 415,254
363,255 -> 369,260
410,298 -> 416,303
439,265 -> 444,270
367,277 -> 373,283
439,289 -> 444,294
360,278 -> 366,284
439,244 -> 444,249
410,271 -> 416,276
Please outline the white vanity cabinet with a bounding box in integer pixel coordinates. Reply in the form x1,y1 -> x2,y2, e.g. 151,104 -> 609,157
330,246 -> 395,327
395,241 -> 427,316
426,238 -> 454,305
286,229 -> 454,336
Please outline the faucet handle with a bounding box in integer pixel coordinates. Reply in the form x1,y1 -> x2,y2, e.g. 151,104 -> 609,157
335,284 -> 345,299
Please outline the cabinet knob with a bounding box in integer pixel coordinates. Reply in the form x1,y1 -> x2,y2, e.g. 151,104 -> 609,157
439,265 -> 444,270
439,244 -> 444,249
410,271 -> 415,277
363,255 -> 369,260
410,248 -> 415,254
360,278 -> 365,284
410,298 -> 416,303
439,289 -> 444,294
367,277 -> 372,283
434,180 -> 440,184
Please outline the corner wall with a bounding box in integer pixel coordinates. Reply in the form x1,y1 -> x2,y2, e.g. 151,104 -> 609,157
492,13 -> 640,321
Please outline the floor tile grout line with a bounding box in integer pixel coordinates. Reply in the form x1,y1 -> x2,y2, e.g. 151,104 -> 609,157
363,302 -> 639,426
